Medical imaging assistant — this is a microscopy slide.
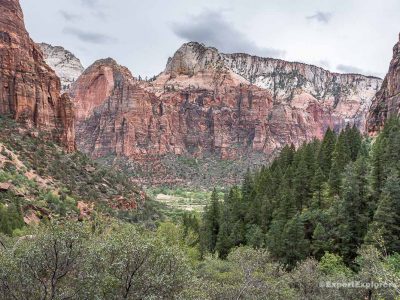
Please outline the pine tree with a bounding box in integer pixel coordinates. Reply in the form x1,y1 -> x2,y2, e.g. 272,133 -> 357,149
365,170 -> 400,253
282,214 -> 309,267
337,162 -> 369,264
216,210 -> 233,259
370,132 -> 386,199
311,167 -> 325,208
312,222 -> 330,259
0,200 -> 24,236
293,144 -> 316,210
318,128 -> 337,178
245,224 -> 264,248
347,125 -> 362,161
266,218 -> 286,259
242,170 -> 256,204
370,118 -> 400,200
201,189 -> 220,254
328,129 -> 353,195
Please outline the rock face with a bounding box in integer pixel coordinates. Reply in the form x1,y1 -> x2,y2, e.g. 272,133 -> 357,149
70,58 -> 162,158
72,42 -> 381,162
39,43 -> 84,92
367,34 -> 400,135
0,0 -> 75,151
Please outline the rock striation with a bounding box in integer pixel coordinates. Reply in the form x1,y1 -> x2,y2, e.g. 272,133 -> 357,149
71,42 -> 382,161
0,0 -> 75,151
367,34 -> 400,135
39,43 -> 84,92
70,58 -> 162,158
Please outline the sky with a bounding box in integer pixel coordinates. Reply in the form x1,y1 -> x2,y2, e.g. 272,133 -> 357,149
20,0 -> 400,78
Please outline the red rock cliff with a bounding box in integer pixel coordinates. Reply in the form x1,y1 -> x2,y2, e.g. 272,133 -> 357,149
71,42 -> 381,161
0,0 -> 75,151
367,34 -> 400,135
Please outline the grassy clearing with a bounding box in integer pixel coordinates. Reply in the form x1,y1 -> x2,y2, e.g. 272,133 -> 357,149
147,187 -> 225,219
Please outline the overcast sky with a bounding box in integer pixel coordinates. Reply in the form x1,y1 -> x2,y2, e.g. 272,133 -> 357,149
21,0 -> 400,78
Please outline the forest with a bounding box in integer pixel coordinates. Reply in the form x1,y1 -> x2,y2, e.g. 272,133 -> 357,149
1,119 -> 400,299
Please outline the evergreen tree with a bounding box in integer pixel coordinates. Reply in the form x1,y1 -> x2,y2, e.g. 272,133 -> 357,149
266,218 -> 286,260
201,189 -> 220,254
217,118 -> 400,267
337,163 -> 369,264
329,128 -> 352,195
216,208 -> 233,259
311,222 -> 330,259
293,148 -> 313,210
282,214 -> 309,267
0,200 -> 24,236
347,125 -> 362,161
311,167 -> 325,208
318,128 -> 337,178
366,170 -> 400,253
245,224 -> 264,248
242,170 -> 256,204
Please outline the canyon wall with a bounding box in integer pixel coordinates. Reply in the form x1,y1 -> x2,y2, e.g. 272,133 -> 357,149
70,42 -> 381,161
0,0 -> 75,151
367,34 -> 400,134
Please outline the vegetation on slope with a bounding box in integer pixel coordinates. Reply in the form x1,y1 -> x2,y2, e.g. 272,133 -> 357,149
0,116 -> 161,234
200,119 -> 400,271
0,219 -> 399,299
2,115 -> 400,299
99,151 -> 268,189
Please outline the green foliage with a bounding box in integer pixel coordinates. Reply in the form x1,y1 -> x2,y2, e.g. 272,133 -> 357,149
200,189 -> 220,254
0,201 -> 24,235
0,222 -> 190,300
193,247 -> 295,299
200,119 -> 400,268
365,170 -> 400,253
0,116 -> 160,224
318,252 -> 352,276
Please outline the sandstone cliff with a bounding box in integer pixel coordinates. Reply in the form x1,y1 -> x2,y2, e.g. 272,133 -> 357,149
39,43 -> 84,92
70,58 -> 163,158
0,0 -> 75,151
367,34 -> 400,134
71,42 -> 382,162
162,42 -> 381,132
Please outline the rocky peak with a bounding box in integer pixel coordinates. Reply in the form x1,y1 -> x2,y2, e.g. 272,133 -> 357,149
166,42 -> 382,105
160,42 -> 382,131
70,58 -> 135,121
165,42 -> 225,77
222,52 -> 381,98
39,43 -> 84,92
0,0 -> 75,151
0,0 -> 25,34
367,33 -> 400,134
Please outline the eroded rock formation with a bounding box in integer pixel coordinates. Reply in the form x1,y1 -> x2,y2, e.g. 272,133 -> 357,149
367,34 -> 400,135
0,0 -> 75,151
39,43 -> 84,92
71,42 -> 381,161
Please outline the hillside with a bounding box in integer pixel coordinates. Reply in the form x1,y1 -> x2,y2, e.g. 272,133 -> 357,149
0,116 -> 160,232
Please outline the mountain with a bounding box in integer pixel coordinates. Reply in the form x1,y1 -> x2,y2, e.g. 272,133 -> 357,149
70,58 -> 162,158
70,42 -> 381,163
0,0 -> 160,225
39,43 -> 84,92
0,0 -> 75,151
367,34 -> 400,134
